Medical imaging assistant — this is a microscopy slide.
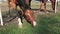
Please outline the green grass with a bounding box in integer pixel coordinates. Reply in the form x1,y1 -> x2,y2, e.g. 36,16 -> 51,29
0,12 -> 60,34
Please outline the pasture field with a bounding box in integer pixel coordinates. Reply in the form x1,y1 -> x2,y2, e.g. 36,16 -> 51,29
0,1 -> 60,34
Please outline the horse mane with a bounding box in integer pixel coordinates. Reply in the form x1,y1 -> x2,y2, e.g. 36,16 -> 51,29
17,0 -> 31,10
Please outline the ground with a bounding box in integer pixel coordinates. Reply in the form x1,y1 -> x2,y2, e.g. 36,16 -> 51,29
0,1 -> 60,34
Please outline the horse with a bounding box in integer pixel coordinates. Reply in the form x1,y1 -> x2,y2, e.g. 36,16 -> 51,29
26,0 -> 58,13
21,0 -> 57,13
7,0 -> 32,17
50,0 -> 56,12
38,0 -> 57,13
25,0 -> 57,13
7,0 -> 37,28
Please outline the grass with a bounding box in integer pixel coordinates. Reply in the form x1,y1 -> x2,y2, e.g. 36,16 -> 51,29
0,1 -> 60,34
0,12 -> 60,34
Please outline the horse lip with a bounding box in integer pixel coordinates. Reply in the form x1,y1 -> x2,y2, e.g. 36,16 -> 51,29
32,21 -> 37,27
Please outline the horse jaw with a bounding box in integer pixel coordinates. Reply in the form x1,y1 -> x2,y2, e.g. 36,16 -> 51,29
18,18 -> 23,28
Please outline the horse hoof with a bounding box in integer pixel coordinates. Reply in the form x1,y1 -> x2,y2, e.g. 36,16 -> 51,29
32,21 -> 37,27
18,24 -> 23,28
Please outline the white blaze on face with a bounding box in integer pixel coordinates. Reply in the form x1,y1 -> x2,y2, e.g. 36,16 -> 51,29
18,18 -> 22,28
27,10 -> 33,21
28,11 -> 32,19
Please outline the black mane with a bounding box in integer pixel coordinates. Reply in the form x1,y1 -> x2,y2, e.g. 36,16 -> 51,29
17,0 -> 31,10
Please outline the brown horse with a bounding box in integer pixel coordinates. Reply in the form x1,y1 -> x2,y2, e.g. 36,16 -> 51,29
25,0 -> 57,13
39,0 -> 57,13
7,0 -> 31,17
7,0 -> 37,28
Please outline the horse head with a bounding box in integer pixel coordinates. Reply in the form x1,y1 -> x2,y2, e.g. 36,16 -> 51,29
24,9 -> 37,27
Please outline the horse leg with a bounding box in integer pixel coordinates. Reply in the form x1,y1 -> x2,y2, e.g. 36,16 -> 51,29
51,0 -> 55,12
38,2 -> 43,13
17,10 -> 23,28
18,18 -> 23,28
11,1 -> 23,28
39,2 -> 43,10
43,0 -> 46,12
7,0 -> 12,17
